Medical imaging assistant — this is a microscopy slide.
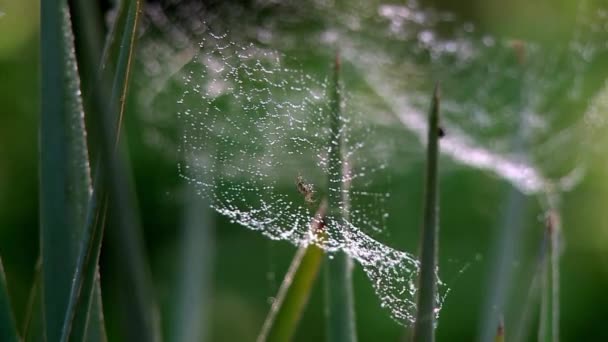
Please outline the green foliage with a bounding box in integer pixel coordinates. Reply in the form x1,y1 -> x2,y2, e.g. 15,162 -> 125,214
37,0 -> 149,341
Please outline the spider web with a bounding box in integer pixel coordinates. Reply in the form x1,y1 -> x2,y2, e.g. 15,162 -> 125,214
134,0 -> 608,327
176,29 -> 437,324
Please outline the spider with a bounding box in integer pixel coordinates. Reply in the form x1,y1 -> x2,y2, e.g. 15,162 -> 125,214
295,174 -> 315,205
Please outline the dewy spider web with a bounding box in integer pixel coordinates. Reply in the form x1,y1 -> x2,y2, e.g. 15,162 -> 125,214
137,0 -> 608,328
176,30 -> 442,324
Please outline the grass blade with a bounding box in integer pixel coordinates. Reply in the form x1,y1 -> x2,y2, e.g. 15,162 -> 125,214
257,201 -> 327,342
169,187 -> 214,342
412,84 -> 441,342
512,209 -> 555,342
40,2 -> 93,342
90,1 -> 162,340
0,256 -> 19,342
538,211 -> 560,342
66,197 -> 108,342
324,52 -> 357,342
22,261 -> 43,342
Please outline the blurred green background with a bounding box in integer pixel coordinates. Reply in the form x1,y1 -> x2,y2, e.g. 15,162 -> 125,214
2,0 -> 608,341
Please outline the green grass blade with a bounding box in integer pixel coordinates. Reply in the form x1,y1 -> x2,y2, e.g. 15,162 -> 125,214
40,2 -> 93,342
538,211 -> 560,342
324,52 -> 357,342
412,84 -> 441,342
512,208 -> 558,342
0,256 -> 19,342
83,280 -> 108,342
89,1 -> 162,340
69,0 -> 104,90
70,0 -> 158,339
169,188 -> 214,342
257,201 -> 327,342
66,197 -> 108,342
22,262 -> 43,342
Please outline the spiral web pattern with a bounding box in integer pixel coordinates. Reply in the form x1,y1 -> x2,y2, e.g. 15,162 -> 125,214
176,30 -> 443,324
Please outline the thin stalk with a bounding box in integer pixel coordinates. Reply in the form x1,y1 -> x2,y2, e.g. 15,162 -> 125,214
257,200 -> 328,342
412,84 -> 441,342
22,261 -> 43,342
538,211 -> 560,342
66,193 -> 108,342
169,186 -> 215,342
513,208 -> 554,342
0,256 -> 19,342
324,51 -> 357,342
479,42 -> 528,342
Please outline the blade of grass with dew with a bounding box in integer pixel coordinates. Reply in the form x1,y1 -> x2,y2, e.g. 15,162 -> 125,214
412,84 -> 441,342
40,2 -> 94,342
0,256 -> 19,342
43,1 -> 108,340
324,52 -> 357,342
169,187 -> 214,342
538,211 -> 560,342
257,200 -> 328,342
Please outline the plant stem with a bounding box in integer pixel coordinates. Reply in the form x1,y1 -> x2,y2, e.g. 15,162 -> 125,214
539,211 -> 560,342
324,51 -> 357,342
258,201 -> 327,342
412,84 -> 441,342
0,257 -> 19,342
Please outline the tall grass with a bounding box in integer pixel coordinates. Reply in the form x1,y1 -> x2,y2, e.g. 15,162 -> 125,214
0,256 -> 18,342
40,3 -> 94,341
324,52 -> 357,342
36,0 -> 151,341
539,211 -> 560,342
257,201 -> 327,342
412,84 -> 441,342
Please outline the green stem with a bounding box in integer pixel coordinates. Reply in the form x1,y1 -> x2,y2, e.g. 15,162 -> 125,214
258,201 -> 327,342
0,256 -> 19,342
539,211 -> 560,342
412,84 -> 441,342
324,52 -> 357,342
